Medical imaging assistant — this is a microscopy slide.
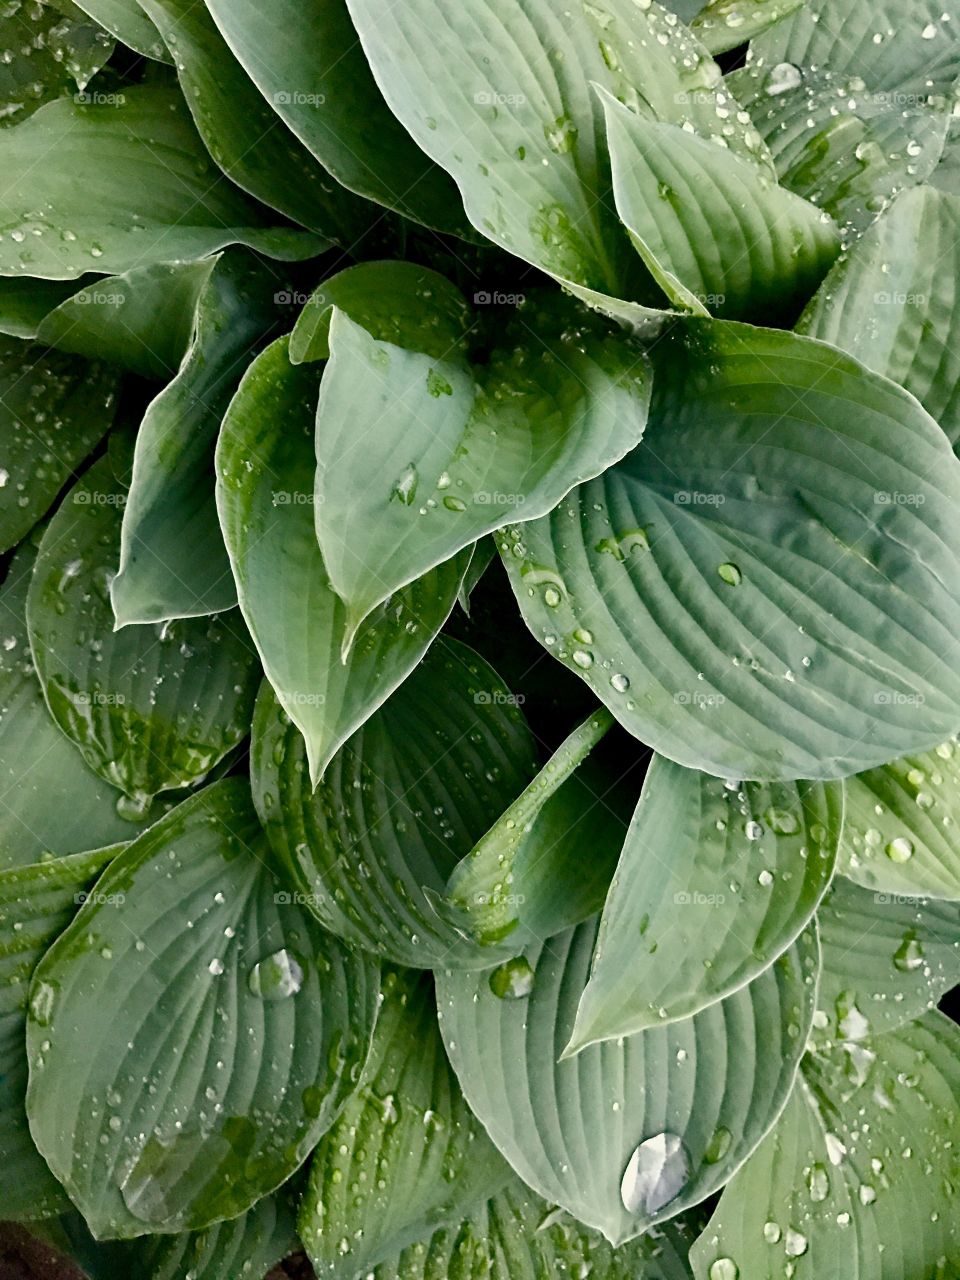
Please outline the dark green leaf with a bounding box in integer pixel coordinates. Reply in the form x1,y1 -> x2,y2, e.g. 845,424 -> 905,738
66,0 -> 169,61
0,0 -> 113,126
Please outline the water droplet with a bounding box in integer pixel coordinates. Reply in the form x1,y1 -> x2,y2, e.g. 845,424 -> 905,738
893,931 -> 924,972
785,1228 -> 808,1257
765,62 -> 802,95
572,650 -> 593,669
709,1262 -> 738,1280
763,1222 -> 782,1243
705,1126 -> 732,1163
746,821 -> 764,841
808,1163 -> 830,1201
621,1132 -> 689,1215
392,463 -> 419,506
489,956 -> 535,999
717,563 -> 742,586
610,673 -> 630,693
208,958 -> 224,976
248,949 -> 304,1000
885,837 -> 914,863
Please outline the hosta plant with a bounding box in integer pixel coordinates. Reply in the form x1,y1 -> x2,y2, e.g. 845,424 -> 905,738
2,0 -> 960,1278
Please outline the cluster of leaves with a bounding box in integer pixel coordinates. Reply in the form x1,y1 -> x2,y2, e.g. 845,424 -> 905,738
2,0 -> 960,1277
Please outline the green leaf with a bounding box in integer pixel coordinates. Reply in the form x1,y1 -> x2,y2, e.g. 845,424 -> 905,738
814,874 -> 960,1044
251,638 -> 537,969
0,844 -> 121,1220
1,547 -> 154,867
599,90 -> 839,321
0,85 -> 324,280
300,969 -> 512,1275
691,0 -> 805,54
67,0 -> 169,61
436,916 -> 819,1244
799,186 -> 960,452
314,283 -> 653,645
0,277 -> 82,339
138,0 -> 371,241
34,258 -> 217,381
690,1013 -> 960,1280
0,334 -> 119,553
839,739 -> 960,901
568,758 -> 841,1048
111,251 -> 281,625
749,0 -> 960,100
25,778 -> 380,1238
216,335 -> 472,784
344,0 -> 769,296
458,539 -> 496,616
0,0 -> 113,127
26,456 -> 261,804
202,0 -> 466,234
445,709 -> 626,949
498,318 -> 960,781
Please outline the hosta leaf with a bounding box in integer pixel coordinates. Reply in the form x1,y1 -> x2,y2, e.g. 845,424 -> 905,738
437,916 -> 819,1244
0,0 -> 113,127
25,779 -> 380,1238
300,970 -> 512,1276
1,547 -> 151,867
138,0 -> 370,241
34,258 -> 217,381
691,0 -> 804,54
749,0 -> 960,100
68,0 -> 168,60
216,335 -> 472,784
814,874 -> 960,1044
0,844 -> 121,1219
111,251 -> 281,626
799,186 -> 960,452
0,334 -> 118,553
691,1013 -> 960,1280
499,318 -> 960,781
568,758 -> 841,1048
372,1180 -> 702,1280
27,456 -> 261,804
599,90 -> 839,321
445,709 -> 628,950
840,739 -> 960,900
0,85 -> 323,280
251,638 -> 537,969
202,0 -> 465,234
458,539 -> 496,616
314,282 -> 652,644
0,277 -> 80,339
345,0 -> 769,296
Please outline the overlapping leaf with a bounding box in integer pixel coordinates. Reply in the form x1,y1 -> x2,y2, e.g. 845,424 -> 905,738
63,0 -> 169,61
0,0 -> 113,126
691,0 -> 804,54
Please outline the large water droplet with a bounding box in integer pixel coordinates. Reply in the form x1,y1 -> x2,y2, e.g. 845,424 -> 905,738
709,1261 -> 739,1280
488,956 -> 535,999
765,62 -> 802,95
621,1132 -> 689,1214
893,931 -> 924,972
248,949 -> 304,1000
885,837 -> 913,863
392,463 -> 419,506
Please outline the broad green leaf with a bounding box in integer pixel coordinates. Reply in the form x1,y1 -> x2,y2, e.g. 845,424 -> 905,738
345,0 -> 769,297
27,456 -> 261,805
0,334 -> 118,552
0,85 -> 323,280
202,0 -> 465,234
840,739 -> 960,901
445,709 -> 627,949
300,970 -> 512,1275
437,917 -> 819,1244
498,318 -> 960,781
251,638 -> 537,969
138,0 -> 371,241
0,0 -> 113,126
68,0 -> 168,60
599,90 -> 839,321
1,547 -> 151,867
25,779 -> 380,1238
799,186 -> 960,452
0,844 -> 121,1219
749,0 -> 960,100
372,1180 -> 703,1280
314,284 -> 653,645
692,0 -> 804,54
814,874 -> 960,1044
0,277 -> 81,339
111,251 -> 281,625
568,758 -> 841,1048
34,258 -> 217,381
931,116 -> 960,193
216,335 -> 472,784
691,1013 -> 960,1280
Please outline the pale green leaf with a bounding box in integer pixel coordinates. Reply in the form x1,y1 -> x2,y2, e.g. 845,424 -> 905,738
692,0 -> 804,54
0,0 -> 113,126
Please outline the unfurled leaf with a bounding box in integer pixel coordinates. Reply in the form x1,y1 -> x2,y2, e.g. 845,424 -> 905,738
499,318 -> 960,781
27,457 -> 261,804
0,335 -> 118,553
216,336 -> 472,784
691,1013 -> 960,1280
314,277 -> 652,644
814,874 -> 960,1043
839,739 -> 960,901
300,969 -> 512,1275
251,638 -> 536,969
568,757 -> 841,1048
691,0 -> 804,54
599,89 -> 839,321
0,0 -> 113,126
437,917 -> 818,1243
0,85 -> 323,279
0,277 -> 81,339
65,0 -> 169,60
111,251 -> 281,625
25,779 -> 379,1238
